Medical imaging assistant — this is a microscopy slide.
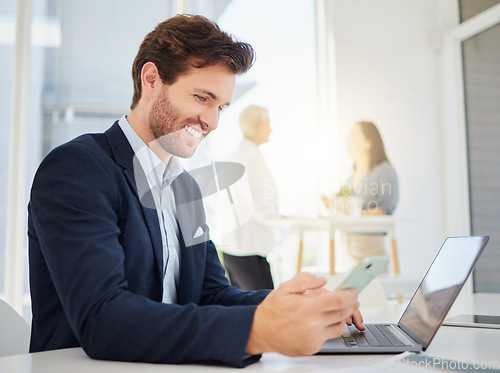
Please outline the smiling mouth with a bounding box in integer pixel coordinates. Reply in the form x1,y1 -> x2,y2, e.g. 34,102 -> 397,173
184,125 -> 202,139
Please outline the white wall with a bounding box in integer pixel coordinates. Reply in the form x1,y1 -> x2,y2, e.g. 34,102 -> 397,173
329,0 -> 457,277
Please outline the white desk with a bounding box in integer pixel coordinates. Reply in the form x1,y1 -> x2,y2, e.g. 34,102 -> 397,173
2,293 -> 499,372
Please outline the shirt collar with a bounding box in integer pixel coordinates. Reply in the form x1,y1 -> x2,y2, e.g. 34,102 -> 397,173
118,115 -> 183,188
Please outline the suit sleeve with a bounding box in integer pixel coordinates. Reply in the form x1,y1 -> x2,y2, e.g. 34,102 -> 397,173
29,142 -> 264,367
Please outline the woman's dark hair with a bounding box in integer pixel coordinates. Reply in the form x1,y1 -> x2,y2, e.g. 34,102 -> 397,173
130,14 -> 255,109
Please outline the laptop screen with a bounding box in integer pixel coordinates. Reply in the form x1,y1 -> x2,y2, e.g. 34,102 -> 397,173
398,236 -> 489,349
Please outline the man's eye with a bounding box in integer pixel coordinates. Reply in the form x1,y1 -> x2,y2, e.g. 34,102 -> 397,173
195,95 -> 207,102
218,106 -> 225,112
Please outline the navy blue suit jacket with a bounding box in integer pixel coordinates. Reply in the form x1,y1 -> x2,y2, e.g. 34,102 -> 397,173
28,122 -> 269,367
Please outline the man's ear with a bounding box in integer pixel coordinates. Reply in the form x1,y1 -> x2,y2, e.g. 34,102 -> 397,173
141,62 -> 160,97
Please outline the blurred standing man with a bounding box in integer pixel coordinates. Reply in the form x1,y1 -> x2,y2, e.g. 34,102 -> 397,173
28,14 -> 363,368
223,105 -> 279,290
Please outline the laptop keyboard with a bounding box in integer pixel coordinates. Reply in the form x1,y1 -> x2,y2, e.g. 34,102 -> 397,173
342,324 -> 406,347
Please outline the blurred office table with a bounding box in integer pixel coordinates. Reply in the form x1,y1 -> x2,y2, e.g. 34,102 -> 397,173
274,215 -> 399,275
2,293 -> 499,372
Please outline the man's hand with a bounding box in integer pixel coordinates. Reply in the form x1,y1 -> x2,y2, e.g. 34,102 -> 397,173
246,272 -> 363,356
346,307 -> 365,331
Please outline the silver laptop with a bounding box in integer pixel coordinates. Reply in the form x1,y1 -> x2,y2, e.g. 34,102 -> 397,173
320,235 -> 490,354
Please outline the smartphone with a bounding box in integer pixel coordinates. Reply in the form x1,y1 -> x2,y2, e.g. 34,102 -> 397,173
335,256 -> 389,293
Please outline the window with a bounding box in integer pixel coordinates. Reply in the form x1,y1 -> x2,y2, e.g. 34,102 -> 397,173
0,0 -> 16,302
463,22 -> 500,292
460,0 -> 500,22
186,0 -> 319,217
183,0 -> 319,279
40,0 -> 175,156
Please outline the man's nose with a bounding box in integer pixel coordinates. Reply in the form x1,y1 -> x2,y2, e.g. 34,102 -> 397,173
200,107 -> 220,132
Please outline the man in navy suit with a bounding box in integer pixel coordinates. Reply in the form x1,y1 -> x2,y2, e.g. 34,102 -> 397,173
28,14 -> 363,367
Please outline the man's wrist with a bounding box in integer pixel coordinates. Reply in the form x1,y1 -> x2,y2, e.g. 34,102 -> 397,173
245,305 -> 269,355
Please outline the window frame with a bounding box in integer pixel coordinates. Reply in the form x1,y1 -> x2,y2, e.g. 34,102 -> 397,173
440,2 -> 500,294
5,0 -> 32,314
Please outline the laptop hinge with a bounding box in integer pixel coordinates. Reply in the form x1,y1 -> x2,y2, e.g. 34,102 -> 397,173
389,325 -> 415,346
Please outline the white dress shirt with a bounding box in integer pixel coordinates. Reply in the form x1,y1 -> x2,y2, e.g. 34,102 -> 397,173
223,138 -> 279,257
118,115 -> 183,303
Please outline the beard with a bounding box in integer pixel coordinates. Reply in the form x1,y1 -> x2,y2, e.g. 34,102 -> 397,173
149,87 -> 203,159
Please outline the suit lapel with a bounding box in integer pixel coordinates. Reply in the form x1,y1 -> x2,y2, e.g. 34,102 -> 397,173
105,122 -> 164,283
172,172 -> 211,303
172,173 -> 210,247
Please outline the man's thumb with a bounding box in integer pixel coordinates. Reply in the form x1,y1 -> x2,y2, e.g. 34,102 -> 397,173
279,272 -> 326,294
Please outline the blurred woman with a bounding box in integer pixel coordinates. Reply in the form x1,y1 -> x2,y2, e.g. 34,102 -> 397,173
347,121 -> 398,216
325,121 -> 399,269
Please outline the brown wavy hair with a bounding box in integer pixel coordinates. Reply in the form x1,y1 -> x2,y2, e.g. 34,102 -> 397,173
357,121 -> 389,169
130,14 -> 255,109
